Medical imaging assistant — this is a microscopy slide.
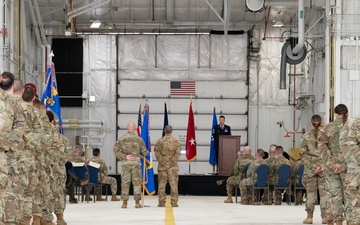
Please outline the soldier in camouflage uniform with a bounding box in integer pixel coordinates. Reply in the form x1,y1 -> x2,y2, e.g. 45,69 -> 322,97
300,114 -> 328,224
1,72 -> 27,225
0,76 -> 15,225
22,87 -> 48,225
342,118 -> 360,225
90,148 -> 120,201
239,149 -> 267,205
272,146 -> 291,205
113,121 -> 148,209
46,110 -> 73,225
33,100 -> 56,225
291,158 -> 304,206
318,104 -> 348,225
154,125 -> 181,207
13,80 -> 42,225
262,145 -> 277,204
223,146 -> 255,203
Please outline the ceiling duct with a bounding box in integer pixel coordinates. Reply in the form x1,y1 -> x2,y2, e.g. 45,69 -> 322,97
246,0 -> 264,12
279,0 -> 307,89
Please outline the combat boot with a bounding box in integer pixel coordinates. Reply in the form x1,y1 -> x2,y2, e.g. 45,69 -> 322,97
121,200 -> 127,208
96,195 -> 106,201
158,202 -> 165,207
247,198 -> 253,205
111,195 -> 120,201
32,216 -> 41,225
224,194 -> 233,203
240,198 -> 248,205
303,210 -> 313,224
135,200 -> 142,208
335,220 -> 343,225
327,220 -> 334,225
322,218 -> 327,224
56,214 -> 67,225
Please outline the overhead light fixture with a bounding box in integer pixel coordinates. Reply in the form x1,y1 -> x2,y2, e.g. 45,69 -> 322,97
90,20 -> 101,28
273,21 -> 284,27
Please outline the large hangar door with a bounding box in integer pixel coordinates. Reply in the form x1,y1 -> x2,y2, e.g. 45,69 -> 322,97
116,34 -> 248,174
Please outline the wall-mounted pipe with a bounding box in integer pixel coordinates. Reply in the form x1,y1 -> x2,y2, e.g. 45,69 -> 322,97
62,119 -> 104,124
62,124 -> 103,129
292,0 -> 304,54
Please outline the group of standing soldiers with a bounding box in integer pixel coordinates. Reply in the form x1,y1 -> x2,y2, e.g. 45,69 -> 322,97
0,72 -> 73,225
301,104 -> 360,225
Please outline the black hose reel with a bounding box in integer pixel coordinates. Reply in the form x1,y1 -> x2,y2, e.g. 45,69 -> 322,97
280,37 -> 307,89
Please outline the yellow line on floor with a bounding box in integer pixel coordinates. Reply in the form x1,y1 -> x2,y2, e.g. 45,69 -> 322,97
165,197 -> 176,225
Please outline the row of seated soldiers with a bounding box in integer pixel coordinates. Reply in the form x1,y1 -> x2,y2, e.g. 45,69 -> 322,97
223,145 -> 304,205
0,72 -> 73,225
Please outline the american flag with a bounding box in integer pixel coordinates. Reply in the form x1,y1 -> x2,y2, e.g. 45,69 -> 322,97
170,81 -> 196,96
137,103 -> 142,136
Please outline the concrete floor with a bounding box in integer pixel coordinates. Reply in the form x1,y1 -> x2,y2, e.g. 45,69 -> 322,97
61,196 -> 329,225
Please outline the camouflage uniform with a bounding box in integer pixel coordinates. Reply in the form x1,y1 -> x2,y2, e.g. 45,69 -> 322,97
272,156 -> 291,205
0,89 -> 15,222
154,134 -> 181,206
113,132 -> 148,201
239,158 -> 267,200
3,95 -> 27,224
291,159 -> 304,205
53,132 -> 72,217
342,118 -> 360,225
34,112 -> 54,223
17,97 -> 42,221
31,108 -> 48,219
318,116 -> 347,222
262,156 -> 277,204
225,154 -> 255,196
300,128 -> 327,219
90,156 -> 118,195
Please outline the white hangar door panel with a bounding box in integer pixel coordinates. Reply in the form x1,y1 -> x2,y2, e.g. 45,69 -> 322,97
117,80 -> 248,175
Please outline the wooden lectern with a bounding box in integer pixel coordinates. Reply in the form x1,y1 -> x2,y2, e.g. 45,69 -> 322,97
218,135 -> 241,176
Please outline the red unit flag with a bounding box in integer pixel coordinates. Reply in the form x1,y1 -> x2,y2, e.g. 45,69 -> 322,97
186,100 -> 197,162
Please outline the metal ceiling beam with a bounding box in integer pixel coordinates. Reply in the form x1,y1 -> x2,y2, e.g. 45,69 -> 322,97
67,0 -> 111,23
204,0 -> 224,23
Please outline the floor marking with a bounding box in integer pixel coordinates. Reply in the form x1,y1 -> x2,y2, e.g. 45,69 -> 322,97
165,197 -> 176,225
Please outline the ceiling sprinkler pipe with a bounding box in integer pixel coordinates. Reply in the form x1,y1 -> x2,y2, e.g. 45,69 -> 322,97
292,0 -> 304,54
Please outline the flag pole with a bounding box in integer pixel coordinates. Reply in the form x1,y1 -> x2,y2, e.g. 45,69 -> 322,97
213,97 -> 216,174
141,155 -> 146,207
189,96 -> 192,174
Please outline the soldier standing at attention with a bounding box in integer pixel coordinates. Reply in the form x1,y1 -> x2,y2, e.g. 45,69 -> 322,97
1,72 -> 27,225
113,121 -> 148,209
154,125 -> 181,207
342,117 -> 360,225
0,75 -> 15,224
300,115 -> 327,224
318,104 -> 348,225
89,148 -> 120,201
223,146 -> 255,203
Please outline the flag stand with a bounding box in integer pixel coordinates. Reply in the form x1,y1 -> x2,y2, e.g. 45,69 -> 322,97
141,156 -> 150,207
188,162 -> 191,174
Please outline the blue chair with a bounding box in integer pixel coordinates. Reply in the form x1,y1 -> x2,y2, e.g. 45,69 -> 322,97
294,164 -> 305,205
87,165 -> 108,202
251,164 -> 270,204
72,165 -> 88,202
235,164 -> 250,203
274,164 -> 292,205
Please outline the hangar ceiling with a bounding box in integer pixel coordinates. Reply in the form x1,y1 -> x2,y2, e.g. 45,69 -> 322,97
32,0 -> 324,34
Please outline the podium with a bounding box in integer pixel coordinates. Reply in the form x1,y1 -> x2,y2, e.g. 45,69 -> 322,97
218,135 -> 241,176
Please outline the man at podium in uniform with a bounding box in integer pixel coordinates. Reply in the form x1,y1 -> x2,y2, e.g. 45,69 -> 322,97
212,115 -> 232,172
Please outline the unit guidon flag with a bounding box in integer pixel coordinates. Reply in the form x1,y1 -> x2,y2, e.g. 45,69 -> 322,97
170,81 -> 196,96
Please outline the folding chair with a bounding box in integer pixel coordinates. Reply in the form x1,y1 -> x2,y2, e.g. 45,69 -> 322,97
251,164 -> 270,205
72,165 -> 88,202
274,164 -> 292,205
235,164 -> 250,203
87,166 -> 108,202
294,164 -> 305,205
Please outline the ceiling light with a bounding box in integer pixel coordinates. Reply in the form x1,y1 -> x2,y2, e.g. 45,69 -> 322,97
90,20 -> 101,28
273,21 -> 284,27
